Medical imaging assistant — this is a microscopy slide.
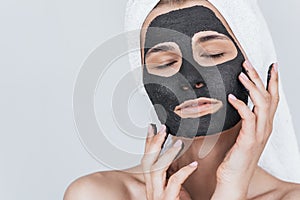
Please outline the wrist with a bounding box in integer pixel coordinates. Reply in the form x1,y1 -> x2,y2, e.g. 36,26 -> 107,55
211,183 -> 247,200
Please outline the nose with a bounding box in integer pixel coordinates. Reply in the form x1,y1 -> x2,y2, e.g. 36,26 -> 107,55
180,82 -> 205,91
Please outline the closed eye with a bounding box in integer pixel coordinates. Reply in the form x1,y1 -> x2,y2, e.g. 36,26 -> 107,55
156,60 -> 178,69
201,53 -> 225,58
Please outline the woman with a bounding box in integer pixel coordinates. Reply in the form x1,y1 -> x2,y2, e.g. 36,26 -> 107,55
64,0 -> 300,199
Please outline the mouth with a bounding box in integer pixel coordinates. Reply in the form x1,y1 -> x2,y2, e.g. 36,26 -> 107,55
174,97 -> 223,118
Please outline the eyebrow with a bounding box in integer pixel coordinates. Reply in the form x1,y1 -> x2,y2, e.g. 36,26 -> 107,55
198,34 -> 228,42
146,44 -> 175,56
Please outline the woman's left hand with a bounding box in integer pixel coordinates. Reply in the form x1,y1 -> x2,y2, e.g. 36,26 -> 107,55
211,61 -> 279,200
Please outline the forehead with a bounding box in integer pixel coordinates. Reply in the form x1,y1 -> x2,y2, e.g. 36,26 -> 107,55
144,5 -> 229,49
140,1 -> 246,58
147,6 -> 227,36
142,1 -> 229,38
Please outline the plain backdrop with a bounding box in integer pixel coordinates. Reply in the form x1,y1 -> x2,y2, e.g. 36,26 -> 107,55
0,0 -> 299,200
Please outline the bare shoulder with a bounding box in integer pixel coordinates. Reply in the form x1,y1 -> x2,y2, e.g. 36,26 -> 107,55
247,167 -> 300,200
63,168 -> 146,200
63,171 -> 129,200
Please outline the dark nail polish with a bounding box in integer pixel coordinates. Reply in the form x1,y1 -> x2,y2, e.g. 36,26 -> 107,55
267,64 -> 273,90
151,123 -> 157,135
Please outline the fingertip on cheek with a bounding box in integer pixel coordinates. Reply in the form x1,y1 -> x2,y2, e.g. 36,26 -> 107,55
244,60 -> 254,69
228,94 -> 237,101
159,124 -> 166,133
239,72 -> 249,81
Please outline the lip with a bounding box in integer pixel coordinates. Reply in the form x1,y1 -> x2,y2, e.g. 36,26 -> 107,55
174,97 -> 223,118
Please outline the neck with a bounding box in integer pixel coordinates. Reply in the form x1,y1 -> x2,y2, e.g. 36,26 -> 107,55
167,121 -> 242,200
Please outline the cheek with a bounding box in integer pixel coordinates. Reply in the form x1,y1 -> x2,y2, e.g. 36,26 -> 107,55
220,67 -> 241,88
144,83 -> 180,110
216,64 -> 248,104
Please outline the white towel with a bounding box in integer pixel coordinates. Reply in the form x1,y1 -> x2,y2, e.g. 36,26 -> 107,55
124,0 -> 300,182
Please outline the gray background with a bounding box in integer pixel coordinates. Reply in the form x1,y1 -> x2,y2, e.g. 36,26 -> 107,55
0,0 -> 299,200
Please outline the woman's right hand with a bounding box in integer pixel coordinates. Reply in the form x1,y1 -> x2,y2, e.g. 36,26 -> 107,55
141,124 -> 198,200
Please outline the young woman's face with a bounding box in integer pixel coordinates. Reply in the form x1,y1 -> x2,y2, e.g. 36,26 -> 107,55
141,1 -> 249,137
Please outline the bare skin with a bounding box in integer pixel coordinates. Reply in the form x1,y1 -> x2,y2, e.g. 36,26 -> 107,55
63,124 -> 300,200
64,1 -> 300,199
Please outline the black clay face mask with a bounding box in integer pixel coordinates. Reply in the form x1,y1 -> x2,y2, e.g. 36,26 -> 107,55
143,6 -> 248,137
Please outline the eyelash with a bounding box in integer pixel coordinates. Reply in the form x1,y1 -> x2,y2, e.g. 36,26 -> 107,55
202,53 -> 225,58
156,60 -> 178,69
154,53 -> 224,69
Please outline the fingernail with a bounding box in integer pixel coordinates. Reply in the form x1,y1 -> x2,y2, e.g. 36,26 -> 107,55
189,161 -> 198,167
245,60 -> 253,69
151,123 -> 157,135
240,72 -> 249,80
228,94 -> 237,100
159,125 -> 166,135
274,63 -> 278,73
173,140 -> 182,148
268,64 -> 273,77
267,64 -> 272,90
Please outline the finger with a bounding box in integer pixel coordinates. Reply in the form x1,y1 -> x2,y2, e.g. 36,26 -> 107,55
142,124 -> 166,200
267,63 -> 279,119
143,125 -> 167,168
266,64 -> 272,91
165,161 -> 198,199
243,60 -> 266,92
239,72 -> 270,114
151,140 -> 183,196
143,173 -> 153,200
153,140 -> 183,171
228,94 -> 256,143
144,124 -> 155,153
142,125 -> 156,200
239,67 -> 273,139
